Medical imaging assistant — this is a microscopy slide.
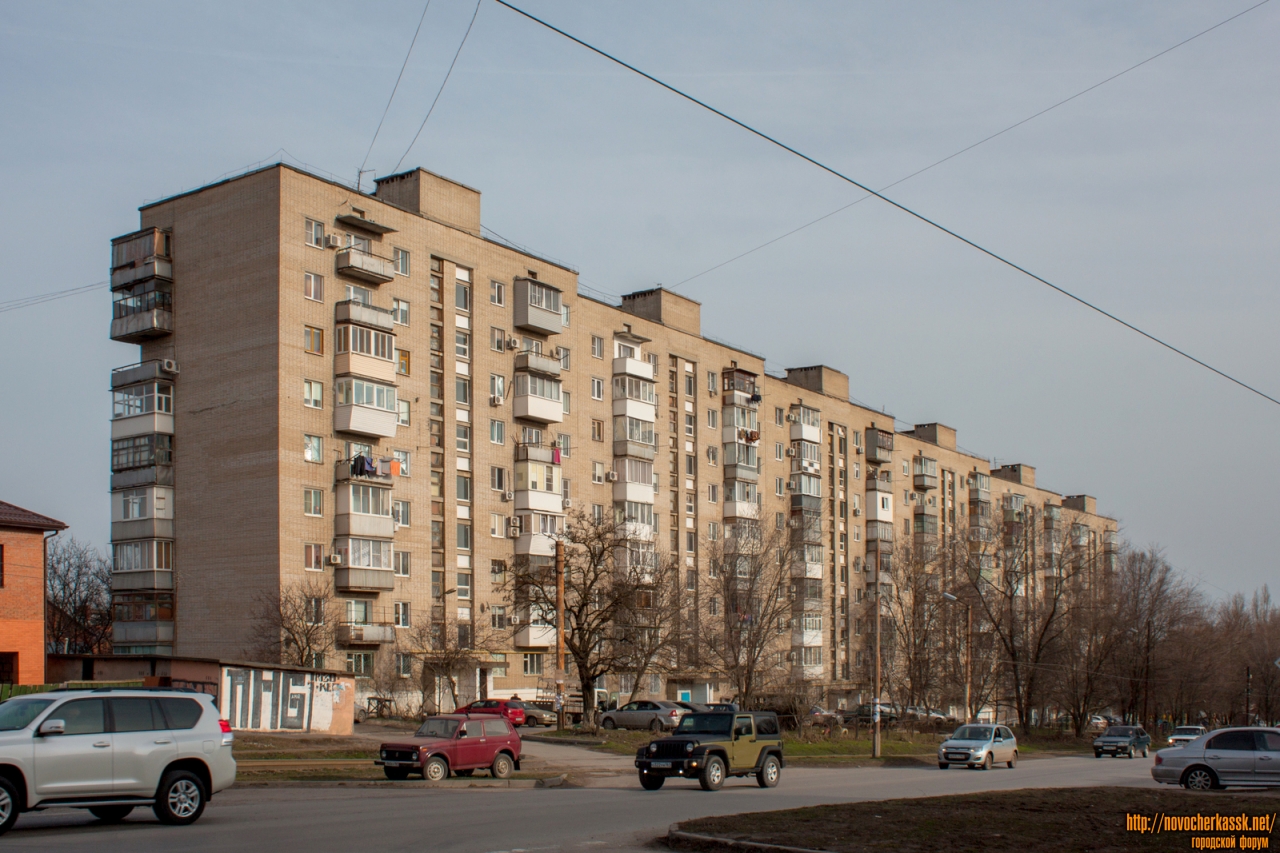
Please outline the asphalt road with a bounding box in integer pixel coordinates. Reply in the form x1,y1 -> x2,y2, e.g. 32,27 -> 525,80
5,754 -> 1159,852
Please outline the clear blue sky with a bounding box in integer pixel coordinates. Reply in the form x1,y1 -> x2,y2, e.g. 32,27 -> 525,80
1,0 -> 1276,597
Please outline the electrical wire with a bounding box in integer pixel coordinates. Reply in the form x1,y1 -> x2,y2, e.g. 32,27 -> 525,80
669,0 -> 1273,290
491,0 -> 1280,409
359,0 -> 434,188
394,0 -> 483,173
0,281 -> 107,314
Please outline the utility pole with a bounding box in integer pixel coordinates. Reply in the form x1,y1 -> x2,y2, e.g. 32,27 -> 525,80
942,592 -> 972,723
872,554 -> 881,759
555,538 -> 566,731
1245,666 -> 1252,726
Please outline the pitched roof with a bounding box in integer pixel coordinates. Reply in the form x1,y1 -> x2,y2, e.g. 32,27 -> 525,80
0,500 -> 67,532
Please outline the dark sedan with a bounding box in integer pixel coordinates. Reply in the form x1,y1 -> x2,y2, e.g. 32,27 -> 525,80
1094,725 -> 1152,758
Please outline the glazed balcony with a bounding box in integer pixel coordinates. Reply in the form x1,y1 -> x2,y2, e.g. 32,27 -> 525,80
111,227 -> 172,289
866,429 -> 894,465
513,278 -> 563,335
110,290 -> 173,343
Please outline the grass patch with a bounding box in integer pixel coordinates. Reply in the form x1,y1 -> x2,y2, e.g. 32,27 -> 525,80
675,787 -> 1280,852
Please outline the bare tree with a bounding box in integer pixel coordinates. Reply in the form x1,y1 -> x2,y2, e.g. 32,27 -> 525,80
45,537 -> 113,654
1053,560 -> 1123,736
504,511 -> 655,725
613,554 -> 682,703
244,577 -> 335,667
698,519 -> 794,709
410,600 -> 503,712
882,537 -> 946,708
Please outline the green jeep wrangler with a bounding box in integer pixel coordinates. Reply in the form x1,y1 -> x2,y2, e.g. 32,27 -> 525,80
634,711 -> 784,791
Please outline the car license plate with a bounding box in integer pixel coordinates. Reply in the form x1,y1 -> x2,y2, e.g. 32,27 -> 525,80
651,761 -> 672,768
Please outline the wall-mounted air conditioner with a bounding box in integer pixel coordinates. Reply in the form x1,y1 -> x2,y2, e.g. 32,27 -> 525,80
160,359 -> 179,374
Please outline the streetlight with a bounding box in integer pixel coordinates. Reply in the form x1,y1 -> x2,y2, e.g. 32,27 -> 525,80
942,592 -> 972,724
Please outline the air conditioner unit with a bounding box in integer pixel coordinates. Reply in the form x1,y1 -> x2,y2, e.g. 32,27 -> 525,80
160,359 -> 180,374
788,518 -> 800,528
606,471 -> 618,482
490,395 -> 504,406
853,508 -> 862,517
856,446 -> 864,455
785,448 -> 796,458
328,554 -> 343,565
502,491 -> 514,502
507,337 -> 520,350
508,527 -> 522,539
786,413 -> 799,423
325,234 -> 342,249
509,615 -> 522,625
562,499 -> 572,509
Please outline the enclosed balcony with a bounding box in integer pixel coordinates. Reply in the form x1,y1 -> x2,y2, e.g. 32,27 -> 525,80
111,227 -> 172,289
336,248 -> 395,284
111,434 -> 173,491
788,406 -> 821,444
514,449 -> 563,513
866,428 -> 894,465
513,278 -> 563,335
913,456 -> 938,491
969,472 -> 991,501
112,379 -> 174,440
865,520 -> 895,544
335,622 -> 396,645
1103,529 -> 1119,553
111,287 -> 173,343
112,591 -> 174,647
721,368 -> 759,408
512,373 -> 563,424
334,377 -> 399,438
514,624 -> 556,649
335,483 -> 396,538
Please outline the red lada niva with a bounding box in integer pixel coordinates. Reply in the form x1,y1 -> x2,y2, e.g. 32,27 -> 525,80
376,714 -> 522,781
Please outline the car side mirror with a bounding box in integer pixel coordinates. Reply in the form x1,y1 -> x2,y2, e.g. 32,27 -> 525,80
733,731 -> 741,740
38,719 -> 65,736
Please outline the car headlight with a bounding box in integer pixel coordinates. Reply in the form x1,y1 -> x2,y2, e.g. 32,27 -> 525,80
685,742 -> 695,754
649,743 -> 658,754
380,750 -> 387,759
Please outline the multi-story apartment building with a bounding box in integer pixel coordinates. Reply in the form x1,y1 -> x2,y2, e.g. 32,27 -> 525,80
105,163 -> 1117,709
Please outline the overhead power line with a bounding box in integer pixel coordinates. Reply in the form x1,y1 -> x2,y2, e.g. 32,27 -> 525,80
670,0 -> 1273,290
359,0 -> 434,189
394,0 -> 483,173
491,0 -> 1280,409
0,281 -> 107,315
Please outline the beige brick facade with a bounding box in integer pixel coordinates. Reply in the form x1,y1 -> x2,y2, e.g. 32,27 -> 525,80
106,164 -> 1118,709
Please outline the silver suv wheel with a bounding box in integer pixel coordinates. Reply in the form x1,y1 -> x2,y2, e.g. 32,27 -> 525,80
169,780 -> 200,818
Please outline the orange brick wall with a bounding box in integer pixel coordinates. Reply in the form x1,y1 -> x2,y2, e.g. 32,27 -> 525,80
0,527 -> 47,684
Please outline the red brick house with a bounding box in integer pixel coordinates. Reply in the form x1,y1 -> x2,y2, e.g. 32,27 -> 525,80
0,501 -> 67,684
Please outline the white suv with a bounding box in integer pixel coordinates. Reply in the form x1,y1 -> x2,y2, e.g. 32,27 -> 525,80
0,688 -> 236,835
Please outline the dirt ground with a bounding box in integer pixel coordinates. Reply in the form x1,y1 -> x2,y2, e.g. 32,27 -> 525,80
674,787 -> 1280,852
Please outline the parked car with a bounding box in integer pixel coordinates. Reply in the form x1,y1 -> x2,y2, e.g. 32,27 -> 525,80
704,702 -> 739,713
851,703 -> 899,725
508,701 -> 548,727
635,711 -> 785,791
0,688 -> 236,836
938,724 -> 1019,770
1093,725 -> 1152,758
456,699 -> 526,727
376,714 -> 522,781
1167,725 -> 1208,747
599,700 -> 688,732
1152,727 -> 1280,790
674,701 -> 709,714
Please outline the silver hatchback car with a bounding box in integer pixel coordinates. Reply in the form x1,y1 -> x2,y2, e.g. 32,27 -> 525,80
1152,727 -> 1280,791
938,724 -> 1019,770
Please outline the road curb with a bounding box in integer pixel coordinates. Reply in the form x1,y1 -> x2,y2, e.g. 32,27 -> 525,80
522,734 -> 607,746
667,825 -> 834,853
232,773 -> 567,789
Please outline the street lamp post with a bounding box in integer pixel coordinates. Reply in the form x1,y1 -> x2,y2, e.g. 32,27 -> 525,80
872,554 -> 881,759
942,592 -> 972,723
555,537 -> 566,731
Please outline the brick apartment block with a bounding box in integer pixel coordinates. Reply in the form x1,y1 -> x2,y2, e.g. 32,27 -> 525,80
0,501 -> 67,684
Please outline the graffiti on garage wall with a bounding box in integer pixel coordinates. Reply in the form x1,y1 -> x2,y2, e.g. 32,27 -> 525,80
221,667 -> 345,732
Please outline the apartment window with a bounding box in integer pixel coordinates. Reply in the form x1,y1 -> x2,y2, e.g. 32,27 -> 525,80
304,326 -> 323,355
430,324 -> 443,353
304,543 -> 324,571
708,521 -> 720,540
685,493 -> 695,514
489,374 -> 505,399
490,513 -> 505,537
457,424 -> 471,453
490,280 -> 505,306
775,442 -> 784,461
393,500 -> 411,527
682,414 -> 694,437
491,327 -> 506,352
491,559 -> 506,584
775,477 -> 785,496
591,336 -> 603,358
707,446 -> 718,465
591,419 -> 604,442
394,601 -> 411,627
457,523 -> 472,551
394,653 -> 413,677
562,391 -> 571,414
592,503 -> 604,523
555,433 -> 571,458
559,347 -> 571,370
456,377 -> 471,405
304,435 -> 323,463
397,399 -> 411,425
456,331 -> 470,359
303,380 -> 323,409
708,484 -> 719,503
456,281 -> 471,312
776,512 -> 786,530
490,605 -> 507,630
523,654 -> 543,676
396,349 -> 411,376
686,531 -> 696,552
305,218 -> 324,247
393,449 -> 411,476
346,653 -> 373,676
457,572 -> 472,600
521,426 -> 543,445
707,409 -> 718,429
394,551 -> 411,577
303,488 -> 323,517
345,283 -> 373,304
303,272 -> 324,302
591,377 -> 604,400
490,466 -> 508,491
456,474 -> 472,503
392,298 -> 410,325
490,419 -> 506,445
685,455 -> 695,476
592,462 -> 605,484
775,407 -> 784,426
684,374 -> 695,397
